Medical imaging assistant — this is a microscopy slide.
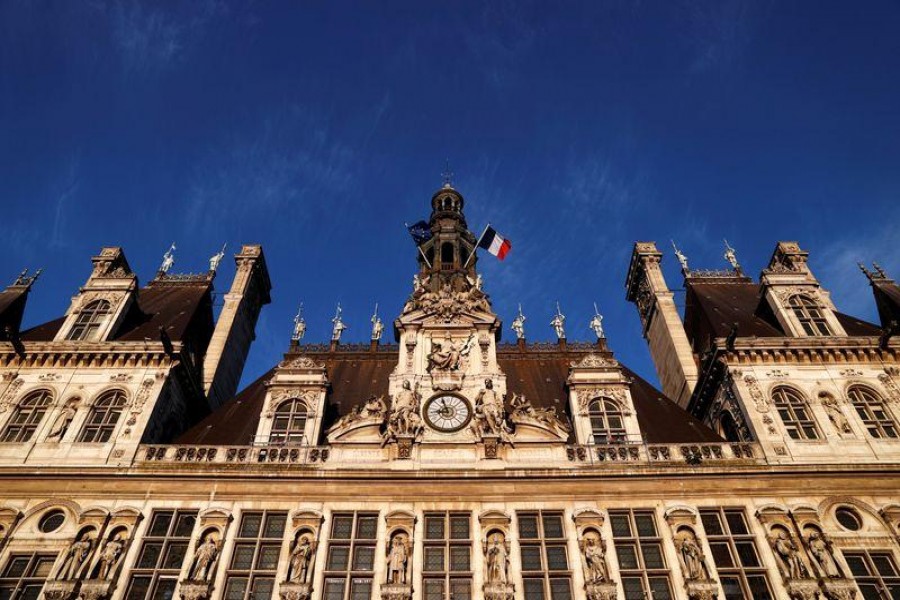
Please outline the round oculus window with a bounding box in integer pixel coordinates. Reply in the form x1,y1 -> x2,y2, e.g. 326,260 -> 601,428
835,507 -> 862,531
39,510 -> 66,533
424,395 -> 473,433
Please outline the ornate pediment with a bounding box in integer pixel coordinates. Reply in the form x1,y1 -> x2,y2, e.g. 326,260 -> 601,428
278,355 -> 325,371
570,354 -> 618,369
400,277 -> 495,324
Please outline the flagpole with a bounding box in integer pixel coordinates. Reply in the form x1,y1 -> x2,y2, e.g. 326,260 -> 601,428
405,223 -> 433,269
463,223 -> 490,270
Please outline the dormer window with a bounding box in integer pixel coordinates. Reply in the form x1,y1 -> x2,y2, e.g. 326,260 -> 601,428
66,300 -> 111,341
269,399 -> 308,445
788,295 -> 831,336
588,398 -> 627,444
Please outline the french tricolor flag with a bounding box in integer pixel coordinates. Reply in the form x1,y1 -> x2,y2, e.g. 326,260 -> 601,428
477,225 -> 512,260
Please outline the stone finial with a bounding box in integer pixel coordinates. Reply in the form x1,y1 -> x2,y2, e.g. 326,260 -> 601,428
511,304 -> 526,340
371,303 -> 384,341
671,240 -> 689,274
589,303 -> 604,340
292,303 -> 306,342
550,302 -> 566,340
331,303 -> 347,342
723,239 -> 740,270
209,244 -> 226,274
159,243 -> 176,274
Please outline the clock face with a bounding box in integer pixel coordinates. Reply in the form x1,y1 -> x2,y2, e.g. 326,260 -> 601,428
424,395 -> 473,433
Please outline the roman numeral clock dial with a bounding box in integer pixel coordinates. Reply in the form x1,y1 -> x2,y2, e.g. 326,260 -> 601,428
424,395 -> 472,433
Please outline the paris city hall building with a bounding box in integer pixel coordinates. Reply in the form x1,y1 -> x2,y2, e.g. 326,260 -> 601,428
0,184 -> 899,600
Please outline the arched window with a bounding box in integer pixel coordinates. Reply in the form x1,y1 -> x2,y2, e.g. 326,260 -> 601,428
588,398 -> 626,443
78,390 -> 127,443
772,387 -> 819,440
441,242 -> 454,269
0,390 -> 53,443
849,386 -> 898,439
66,300 -> 111,341
270,399 -> 308,445
788,295 -> 831,336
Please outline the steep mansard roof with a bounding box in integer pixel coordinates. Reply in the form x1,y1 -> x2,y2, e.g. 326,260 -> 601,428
176,344 -> 723,446
17,280 -> 214,345
683,279 -> 882,354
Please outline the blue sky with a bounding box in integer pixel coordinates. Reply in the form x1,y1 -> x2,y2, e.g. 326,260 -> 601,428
2,1 -> 899,389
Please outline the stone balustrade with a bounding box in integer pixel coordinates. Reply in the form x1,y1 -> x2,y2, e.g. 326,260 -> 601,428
566,441 -> 763,466
139,444 -> 330,465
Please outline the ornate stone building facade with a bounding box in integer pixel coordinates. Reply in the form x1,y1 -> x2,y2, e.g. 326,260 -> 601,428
0,184 -> 899,600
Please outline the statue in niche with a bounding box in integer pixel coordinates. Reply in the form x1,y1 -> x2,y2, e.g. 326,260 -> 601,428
386,533 -> 410,585
771,529 -> 809,580
675,530 -> 708,581
288,533 -> 314,583
58,530 -> 93,580
46,399 -> 78,441
806,531 -> 841,578
580,532 -> 609,583
96,533 -> 125,580
188,534 -> 219,582
485,532 -> 509,585
820,393 -> 852,434
427,333 -> 475,373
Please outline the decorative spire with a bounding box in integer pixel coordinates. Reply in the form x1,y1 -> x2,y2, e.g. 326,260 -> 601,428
511,303 -> 526,340
671,240 -> 689,274
873,262 -> 888,279
370,303 -> 384,341
441,159 -> 454,189
13,268 -> 42,287
331,303 -> 347,342
159,243 -> 176,274
291,303 -> 306,342
723,239 -> 740,271
550,302 -> 566,340
209,244 -> 227,275
589,302 -> 605,339
860,262 -> 892,282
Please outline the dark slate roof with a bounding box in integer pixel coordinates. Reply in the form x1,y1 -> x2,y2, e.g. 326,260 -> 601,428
18,281 -> 214,345
684,280 -> 882,354
0,286 -> 31,340
176,344 -> 722,446
870,279 -> 900,330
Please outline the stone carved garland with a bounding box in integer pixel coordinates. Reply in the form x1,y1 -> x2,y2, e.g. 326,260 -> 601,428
0,378 -> 24,413
878,373 -> 900,403
742,375 -> 769,412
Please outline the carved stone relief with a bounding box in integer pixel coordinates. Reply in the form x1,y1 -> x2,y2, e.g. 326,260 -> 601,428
818,392 -> 852,435
0,378 -> 24,413
742,375 -> 769,412
878,373 -> 900,403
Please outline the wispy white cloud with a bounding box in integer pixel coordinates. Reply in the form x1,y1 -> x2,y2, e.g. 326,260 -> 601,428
815,210 -> 900,319
461,1 -> 539,88
681,0 -> 762,74
102,0 -> 227,73
183,104 -> 358,236
50,155 -> 80,249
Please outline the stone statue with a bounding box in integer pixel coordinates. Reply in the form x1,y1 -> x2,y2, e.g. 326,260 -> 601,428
370,304 -> 384,341
550,303 -> 566,339
772,530 -> 808,580
485,533 -> 509,585
806,531 -> 841,578
363,395 -> 387,419
475,273 -> 483,291
672,240 -> 689,272
386,533 -> 409,585
383,381 -> 424,444
676,531 -> 708,581
209,244 -> 226,273
97,534 -> 125,581
58,531 -> 93,580
475,380 -> 508,438
511,305 -> 526,340
589,303 -> 604,340
292,304 -> 306,342
427,333 -> 475,373
820,393 -> 851,434
723,239 -> 740,270
46,400 -> 78,441
413,273 -> 425,294
159,243 -> 176,274
288,534 -> 314,583
189,535 -> 219,582
581,534 -> 609,583
331,304 -> 347,342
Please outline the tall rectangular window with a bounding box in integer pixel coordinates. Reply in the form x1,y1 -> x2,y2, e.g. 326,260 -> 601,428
609,510 -> 672,600
699,508 -> 772,600
517,511 -> 572,600
423,512 -> 471,600
323,512 -> 377,600
0,553 -> 57,600
125,510 -> 198,600
843,550 -> 900,599
223,511 -> 287,600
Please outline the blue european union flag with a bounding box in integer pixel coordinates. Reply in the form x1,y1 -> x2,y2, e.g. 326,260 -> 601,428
407,220 -> 432,245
